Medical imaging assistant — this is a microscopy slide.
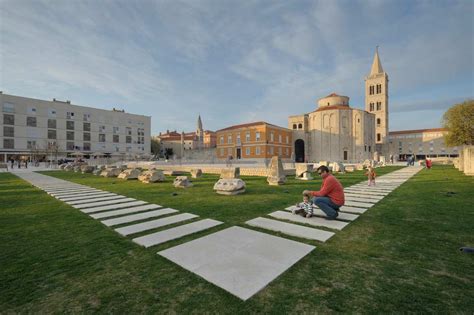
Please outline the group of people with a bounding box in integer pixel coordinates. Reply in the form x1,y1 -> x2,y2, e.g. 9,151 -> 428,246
293,164 -> 379,220
9,158 -> 29,169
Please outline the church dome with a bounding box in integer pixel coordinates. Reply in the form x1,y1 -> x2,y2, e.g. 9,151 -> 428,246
317,93 -> 350,108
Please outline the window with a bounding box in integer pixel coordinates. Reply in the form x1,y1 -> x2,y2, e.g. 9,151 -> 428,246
246,147 -> 250,155
48,119 -> 56,129
66,142 -> 74,150
286,136 -> 289,144
3,126 -> 14,137
27,140 -> 36,149
67,131 -> 74,140
377,133 -> 381,142
269,147 -> 274,155
27,107 -> 37,114
83,143 -> 91,151
113,135 -> 119,143
344,150 -> 348,160
369,103 -> 374,111
3,103 -> 15,113
369,86 -> 374,95
377,118 -> 381,126
368,145 -> 371,152
99,134 -> 106,142
48,109 -> 56,117
227,135 -> 232,144
113,126 -> 119,134
48,130 -> 57,139
66,112 -> 74,119
236,135 -> 241,145
228,147 -> 232,155
83,113 -> 90,121
376,84 -> 382,94
99,125 -> 106,133
270,132 -> 274,142
364,145 -> 367,152
220,136 -> 224,144
126,127 -> 132,135
256,146 -> 261,155
278,147 -> 282,156
83,132 -> 91,141
3,114 -> 14,125
66,121 -> 74,130
220,148 -> 224,156
298,123 -> 302,129
246,132 -> 250,142
376,102 -> 381,111
286,147 -> 289,155
278,134 -> 282,143
293,124 -> 297,130
27,117 -> 37,127
256,132 -> 261,141
126,136 -> 132,144
3,139 -> 14,149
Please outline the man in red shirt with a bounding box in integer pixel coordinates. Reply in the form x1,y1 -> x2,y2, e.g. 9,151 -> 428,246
303,165 -> 345,220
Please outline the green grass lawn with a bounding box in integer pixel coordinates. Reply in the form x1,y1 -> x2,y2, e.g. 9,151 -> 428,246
1,166 -> 473,313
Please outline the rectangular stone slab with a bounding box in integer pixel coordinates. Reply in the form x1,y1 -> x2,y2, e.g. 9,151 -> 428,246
246,217 -> 335,242
101,208 -> 178,226
339,206 -> 367,214
344,200 -> 374,208
67,195 -> 129,205
73,198 -> 137,209
48,188 -> 99,194
349,186 -> 393,192
158,226 -> 314,301
51,190 -> 104,198
344,189 -> 388,196
90,204 -> 163,219
59,193 -> 117,202
284,206 -> 359,221
134,219 -> 223,248
343,193 -> 383,201
46,187 -> 93,193
269,211 -> 348,230
344,196 -> 378,204
81,201 -> 148,213
115,213 -> 198,236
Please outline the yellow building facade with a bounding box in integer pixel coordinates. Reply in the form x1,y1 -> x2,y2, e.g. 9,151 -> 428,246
216,122 -> 292,161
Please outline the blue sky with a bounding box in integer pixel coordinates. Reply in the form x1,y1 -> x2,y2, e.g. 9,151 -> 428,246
1,0 -> 473,134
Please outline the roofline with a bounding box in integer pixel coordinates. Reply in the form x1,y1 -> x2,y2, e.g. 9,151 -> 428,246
216,121 -> 291,132
389,128 -> 447,135
1,92 -> 151,118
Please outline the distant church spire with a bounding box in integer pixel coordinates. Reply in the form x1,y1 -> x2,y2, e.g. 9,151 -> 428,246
197,114 -> 203,131
370,46 -> 384,75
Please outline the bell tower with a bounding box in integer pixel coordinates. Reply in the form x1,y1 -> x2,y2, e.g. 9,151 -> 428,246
365,47 -> 389,153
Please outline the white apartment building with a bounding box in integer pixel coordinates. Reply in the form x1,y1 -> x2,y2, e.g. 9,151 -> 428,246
0,93 -> 151,162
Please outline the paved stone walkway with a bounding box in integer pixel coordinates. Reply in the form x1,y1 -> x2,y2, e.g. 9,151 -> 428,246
13,166 -> 422,301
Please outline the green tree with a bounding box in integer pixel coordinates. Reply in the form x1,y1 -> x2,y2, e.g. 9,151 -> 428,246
442,100 -> 474,146
151,138 -> 160,156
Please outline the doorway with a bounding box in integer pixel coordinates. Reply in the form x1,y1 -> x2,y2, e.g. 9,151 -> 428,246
294,139 -> 305,162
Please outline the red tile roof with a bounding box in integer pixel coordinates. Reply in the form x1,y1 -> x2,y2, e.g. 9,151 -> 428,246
216,121 -> 290,132
389,128 -> 447,135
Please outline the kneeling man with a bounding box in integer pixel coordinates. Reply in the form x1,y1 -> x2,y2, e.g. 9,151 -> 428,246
303,165 -> 345,219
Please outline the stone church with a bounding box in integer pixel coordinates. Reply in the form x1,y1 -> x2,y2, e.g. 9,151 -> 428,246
288,49 -> 388,163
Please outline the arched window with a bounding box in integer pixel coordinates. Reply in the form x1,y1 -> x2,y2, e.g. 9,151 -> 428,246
298,123 -> 302,129
293,124 -> 297,130
377,118 -> 381,126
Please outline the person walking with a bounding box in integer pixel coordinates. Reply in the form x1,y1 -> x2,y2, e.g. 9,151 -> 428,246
302,165 -> 344,220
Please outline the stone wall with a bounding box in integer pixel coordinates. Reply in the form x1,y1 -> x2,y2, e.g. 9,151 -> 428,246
462,146 -> 473,176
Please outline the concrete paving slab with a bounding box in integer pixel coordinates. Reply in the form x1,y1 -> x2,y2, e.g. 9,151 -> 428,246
284,206 -> 359,221
48,188 -> 98,194
344,189 -> 388,196
269,211 -> 348,230
339,206 -> 367,214
59,193 -> 117,202
344,196 -> 378,204
66,195 -> 129,205
115,213 -> 198,236
158,226 -> 314,301
46,187 -> 92,193
51,190 -> 103,198
344,200 -> 374,208
134,219 -> 223,248
73,198 -> 137,209
90,204 -> 163,219
81,201 -> 148,213
101,208 -> 178,226
343,193 -> 383,201
246,217 -> 335,242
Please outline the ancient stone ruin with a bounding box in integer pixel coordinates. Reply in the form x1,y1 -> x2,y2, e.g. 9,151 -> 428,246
100,168 -> 121,177
220,167 -> 240,179
267,156 -> 286,186
138,170 -> 165,183
190,169 -> 203,178
295,163 -> 313,180
213,178 -> 246,195
118,168 -> 141,180
173,176 -> 193,188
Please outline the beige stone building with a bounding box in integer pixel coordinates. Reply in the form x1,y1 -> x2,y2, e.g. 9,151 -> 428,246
289,93 -> 375,162
388,128 -> 460,160
0,93 -> 150,162
365,47 -> 389,154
